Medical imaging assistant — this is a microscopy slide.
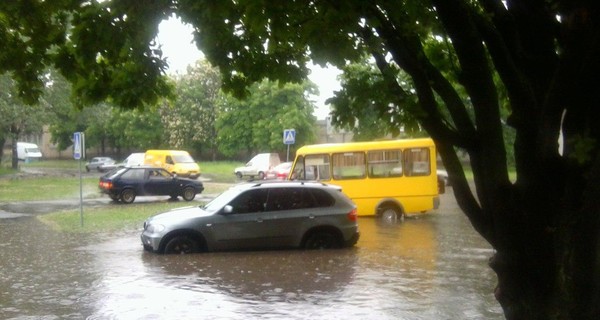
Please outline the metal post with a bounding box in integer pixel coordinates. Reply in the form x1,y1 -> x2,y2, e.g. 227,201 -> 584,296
79,158 -> 83,227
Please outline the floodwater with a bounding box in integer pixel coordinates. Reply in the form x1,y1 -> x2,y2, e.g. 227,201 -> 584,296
0,191 -> 504,320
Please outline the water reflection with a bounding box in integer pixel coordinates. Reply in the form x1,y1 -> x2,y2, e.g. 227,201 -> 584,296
141,249 -> 358,298
0,192 -> 503,319
0,217 -> 98,319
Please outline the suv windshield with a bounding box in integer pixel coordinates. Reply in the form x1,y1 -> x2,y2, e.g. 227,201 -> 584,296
202,187 -> 245,213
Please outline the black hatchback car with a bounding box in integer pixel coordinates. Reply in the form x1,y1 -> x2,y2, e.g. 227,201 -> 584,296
99,166 -> 204,204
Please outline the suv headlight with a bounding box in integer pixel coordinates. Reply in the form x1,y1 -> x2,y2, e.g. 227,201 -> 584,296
146,223 -> 165,233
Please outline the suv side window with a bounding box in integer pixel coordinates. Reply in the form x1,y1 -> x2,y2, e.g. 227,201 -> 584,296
266,187 -> 318,211
309,189 -> 335,207
229,189 -> 268,214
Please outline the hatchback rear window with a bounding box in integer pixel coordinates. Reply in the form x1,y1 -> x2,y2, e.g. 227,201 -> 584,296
120,168 -> 144,180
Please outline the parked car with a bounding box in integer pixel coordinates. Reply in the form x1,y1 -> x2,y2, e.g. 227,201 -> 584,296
99,153 -> 145,172
141,181 -> 360,254
437,169 -> 449,194
85,157 -> 115,172
234,153 -> 281,180
99,166 -> 204,204
16,142 -> 42,162
264,162 -> 292,180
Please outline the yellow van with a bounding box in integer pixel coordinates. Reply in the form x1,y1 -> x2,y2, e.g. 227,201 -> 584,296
144,150 -> 201,179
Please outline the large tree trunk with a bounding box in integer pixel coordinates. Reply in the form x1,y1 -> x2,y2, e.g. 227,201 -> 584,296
487,156 -> 600,319
11,136 -> 18,170
0,136 -> 5,164
427,1 -> 600,318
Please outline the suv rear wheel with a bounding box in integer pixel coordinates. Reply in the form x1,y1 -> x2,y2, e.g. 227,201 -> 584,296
304,231 -> 341,249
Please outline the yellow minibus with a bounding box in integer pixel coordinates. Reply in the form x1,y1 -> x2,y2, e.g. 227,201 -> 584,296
289,138 -> 439,222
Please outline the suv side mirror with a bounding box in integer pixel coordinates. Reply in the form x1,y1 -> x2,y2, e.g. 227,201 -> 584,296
223,205 -> 233,215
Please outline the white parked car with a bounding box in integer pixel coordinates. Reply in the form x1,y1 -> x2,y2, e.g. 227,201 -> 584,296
85,157 -> 115,172
234,153 -> 281,180
98,153 -> 144,172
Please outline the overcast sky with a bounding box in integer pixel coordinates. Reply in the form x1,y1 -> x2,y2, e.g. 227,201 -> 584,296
157,17 -> 340,120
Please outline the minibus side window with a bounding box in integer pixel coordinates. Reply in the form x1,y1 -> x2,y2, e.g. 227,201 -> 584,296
368,150 -> 403,178
404,148 -> 431,176
332,152 -> 366,180
304,154 -> 331,180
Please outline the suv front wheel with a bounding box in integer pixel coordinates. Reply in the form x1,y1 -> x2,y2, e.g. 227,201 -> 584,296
164,235 -> 200,254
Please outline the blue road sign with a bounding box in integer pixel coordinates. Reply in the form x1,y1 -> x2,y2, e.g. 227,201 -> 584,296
73,132 -> 82,160
283,129 -> 296,145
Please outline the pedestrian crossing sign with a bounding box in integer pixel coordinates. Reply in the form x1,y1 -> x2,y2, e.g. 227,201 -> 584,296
283,129 -> 296,145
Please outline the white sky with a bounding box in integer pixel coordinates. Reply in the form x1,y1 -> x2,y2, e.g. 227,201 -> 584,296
157,17 -> 340,120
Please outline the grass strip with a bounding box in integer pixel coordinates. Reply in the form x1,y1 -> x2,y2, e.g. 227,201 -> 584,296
38,201 -> 205,233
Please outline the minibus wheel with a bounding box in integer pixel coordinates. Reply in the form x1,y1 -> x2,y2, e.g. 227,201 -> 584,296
379,206 -> 403,223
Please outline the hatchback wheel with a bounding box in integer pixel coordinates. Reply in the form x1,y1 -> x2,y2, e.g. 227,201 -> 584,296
304,231 -> 341,249
164,235 -> 199,254
182,187 -> 195,201
120,189 -> 136,204
109,194 -> 120,202
235,172 -> 243,179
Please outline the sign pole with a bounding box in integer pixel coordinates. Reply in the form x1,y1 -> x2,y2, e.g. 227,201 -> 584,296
74,132 -> 85,227
79,157 -> 83,227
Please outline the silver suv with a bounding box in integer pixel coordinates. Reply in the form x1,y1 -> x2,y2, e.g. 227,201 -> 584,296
141,181 -> 360,254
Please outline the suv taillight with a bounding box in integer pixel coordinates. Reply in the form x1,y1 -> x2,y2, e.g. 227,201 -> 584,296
347,208 -> 358,221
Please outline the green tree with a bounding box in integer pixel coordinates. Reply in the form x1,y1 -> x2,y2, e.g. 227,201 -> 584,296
0,0 -> 172,108
106,107 -> 164,154
327,61 -> 422,140
0,74 -> 48,168
44,71 -> 128,156
163,60 -> 222,159
216,80 -> 317,158
83,104 -> 114,155
44,70 -> 86,151
3,1 -> 600,318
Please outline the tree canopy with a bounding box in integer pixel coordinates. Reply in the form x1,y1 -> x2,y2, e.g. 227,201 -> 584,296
2,1 -> 600,319
216,79 -> 317,158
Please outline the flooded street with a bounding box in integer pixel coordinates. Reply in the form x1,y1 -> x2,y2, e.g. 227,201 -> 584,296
0,191 -> 504,319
